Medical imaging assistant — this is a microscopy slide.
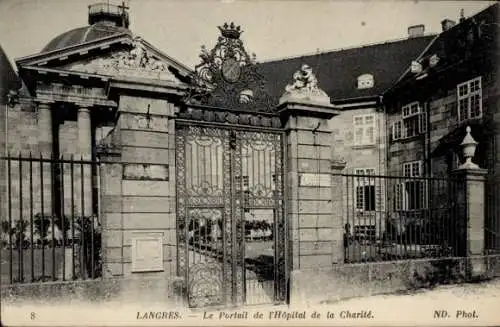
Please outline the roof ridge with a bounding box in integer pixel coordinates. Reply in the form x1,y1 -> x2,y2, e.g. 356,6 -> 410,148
258,34 -> 438,64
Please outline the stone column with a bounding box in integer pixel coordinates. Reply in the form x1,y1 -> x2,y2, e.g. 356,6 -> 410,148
37,101 -> 54,217
76,105 -> 93,217
77,105 -> 92,159
37,101 -> 53,156
451,126 -> 488,278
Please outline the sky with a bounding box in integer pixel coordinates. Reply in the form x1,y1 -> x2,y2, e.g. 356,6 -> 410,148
0,0 -> 496,70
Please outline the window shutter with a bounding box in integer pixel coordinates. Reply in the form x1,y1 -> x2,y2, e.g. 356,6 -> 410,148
392,121 -> 402,140
394,183 -> 403,211
421,180 -> 428,209
401,182 -> 408,210
420,111 -> 427,134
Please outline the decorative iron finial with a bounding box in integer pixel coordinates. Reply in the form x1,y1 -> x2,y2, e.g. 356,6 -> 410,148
458,126 -> 479,169
218,22 -> 243,39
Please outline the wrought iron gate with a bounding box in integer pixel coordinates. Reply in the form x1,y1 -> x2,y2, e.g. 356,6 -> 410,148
176,123 -> 286,308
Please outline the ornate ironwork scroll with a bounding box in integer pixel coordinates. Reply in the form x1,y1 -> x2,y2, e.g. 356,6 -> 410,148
176,123 -> 286,307
185,22 -> 275,112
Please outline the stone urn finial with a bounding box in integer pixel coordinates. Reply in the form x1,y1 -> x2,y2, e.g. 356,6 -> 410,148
458,126 -> 479,169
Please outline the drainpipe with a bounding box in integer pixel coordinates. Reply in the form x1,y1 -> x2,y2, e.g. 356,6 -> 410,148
426,99 -> 431,177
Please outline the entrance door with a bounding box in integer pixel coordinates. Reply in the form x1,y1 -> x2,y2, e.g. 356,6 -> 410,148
175,123 -> 286,308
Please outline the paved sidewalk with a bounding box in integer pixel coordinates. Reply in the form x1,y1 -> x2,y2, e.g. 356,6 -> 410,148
2,279 -> 500,326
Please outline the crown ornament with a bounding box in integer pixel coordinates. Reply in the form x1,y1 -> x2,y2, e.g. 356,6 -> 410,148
218,22 -> 243,39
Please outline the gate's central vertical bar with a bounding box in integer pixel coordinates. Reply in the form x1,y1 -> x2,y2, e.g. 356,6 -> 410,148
229,130 -> 237,305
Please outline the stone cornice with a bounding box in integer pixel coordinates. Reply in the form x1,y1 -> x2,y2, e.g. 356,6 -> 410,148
276,100 -> 340,120
16,34 -> 131,67
36,82 -> 117,108
22,65 -> 110,82
108,76 -> 188,97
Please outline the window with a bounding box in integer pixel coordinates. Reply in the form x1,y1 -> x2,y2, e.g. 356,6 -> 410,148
457,76 -> 482,121
357,74 -> 374,89
355,168 -> 376,211
353,114 -> 376,146
392,102 -> 427,140
394,161 -> 428,210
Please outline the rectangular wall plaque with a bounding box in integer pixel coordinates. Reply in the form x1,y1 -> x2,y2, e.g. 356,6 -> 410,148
299,173 -> 331,187
131,232 -> 164,273
123,164 -> 169,181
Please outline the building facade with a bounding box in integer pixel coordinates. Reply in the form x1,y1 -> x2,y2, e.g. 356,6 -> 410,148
384,3 -> 499,250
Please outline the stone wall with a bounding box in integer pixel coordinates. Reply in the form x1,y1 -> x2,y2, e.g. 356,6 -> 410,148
2,104 -> 96,229
3,104 -> 53,224
1,275 -> 186,307
329,108 -> 387,236
289,255 -> 500,307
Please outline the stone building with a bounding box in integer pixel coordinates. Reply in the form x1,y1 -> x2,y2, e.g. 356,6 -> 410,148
258,31 -> 435,238
1,1 -> 498,307
383,3 -> 499,250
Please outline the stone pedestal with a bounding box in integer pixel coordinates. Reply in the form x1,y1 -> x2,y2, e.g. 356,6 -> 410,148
278,99 -> 340,269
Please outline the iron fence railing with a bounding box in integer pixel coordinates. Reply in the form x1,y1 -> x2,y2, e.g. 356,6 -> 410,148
486,174 -> 500,254
0,153 -> 101,284
339,173 -> 467,263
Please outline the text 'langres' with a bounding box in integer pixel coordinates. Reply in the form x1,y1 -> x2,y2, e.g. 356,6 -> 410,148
136,311 -> 181,320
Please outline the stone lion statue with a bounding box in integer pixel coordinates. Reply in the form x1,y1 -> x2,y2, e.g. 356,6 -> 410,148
285,64 -> 319,93
280,64 -> 329,104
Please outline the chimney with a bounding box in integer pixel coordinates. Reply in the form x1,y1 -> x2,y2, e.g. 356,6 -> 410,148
441,19 -> 456,32
408,24 -> 425,38
459,8 -> 466,23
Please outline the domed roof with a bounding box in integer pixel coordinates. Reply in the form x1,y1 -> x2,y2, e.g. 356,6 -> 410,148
41,3 -> 132,53
41,22 -> 131,53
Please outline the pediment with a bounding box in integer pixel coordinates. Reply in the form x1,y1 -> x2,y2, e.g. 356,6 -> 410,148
61,38 -> 184,83
17,35 -> 192,85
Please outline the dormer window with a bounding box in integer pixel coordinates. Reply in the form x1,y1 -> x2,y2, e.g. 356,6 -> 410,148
357,74 -> 374,89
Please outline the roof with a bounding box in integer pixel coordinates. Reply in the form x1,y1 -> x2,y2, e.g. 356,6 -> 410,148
388,3 -> 499,96
257,35 -> 436,104
0,45 -> 22,105
41,22 -> 131,54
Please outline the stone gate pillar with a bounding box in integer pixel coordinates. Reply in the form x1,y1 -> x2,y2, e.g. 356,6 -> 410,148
277,64 -> 340,270
451,126 -> 488,277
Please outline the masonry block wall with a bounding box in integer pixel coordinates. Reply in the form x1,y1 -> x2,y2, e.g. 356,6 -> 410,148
3,103 -> 53,226
101,95 -> 176,278
286,115 -> 338,269
328,109 -> 387,237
